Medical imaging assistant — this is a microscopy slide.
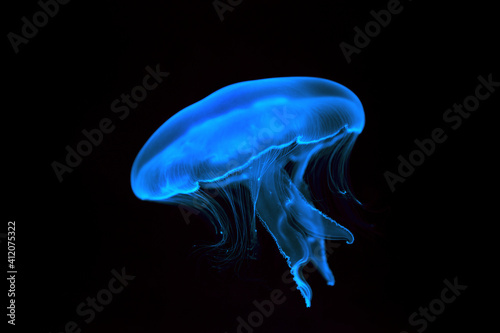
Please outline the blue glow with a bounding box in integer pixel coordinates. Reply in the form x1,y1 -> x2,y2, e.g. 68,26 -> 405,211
131,77 -> 365,307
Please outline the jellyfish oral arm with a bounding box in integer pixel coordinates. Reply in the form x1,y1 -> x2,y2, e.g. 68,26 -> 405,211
255,165 -> 354,307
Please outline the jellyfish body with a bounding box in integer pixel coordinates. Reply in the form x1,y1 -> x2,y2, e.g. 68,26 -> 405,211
131,77 -> 365,307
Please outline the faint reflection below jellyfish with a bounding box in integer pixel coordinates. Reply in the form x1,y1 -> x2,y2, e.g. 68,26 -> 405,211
131,77 -> 365,307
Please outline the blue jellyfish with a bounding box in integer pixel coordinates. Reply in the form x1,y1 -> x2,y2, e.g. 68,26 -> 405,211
131,77 -> 365,307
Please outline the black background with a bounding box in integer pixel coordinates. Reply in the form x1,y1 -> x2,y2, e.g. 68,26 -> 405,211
4,0 -> 497,332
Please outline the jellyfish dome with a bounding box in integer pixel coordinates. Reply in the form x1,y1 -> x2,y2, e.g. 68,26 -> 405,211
131,76 -> 365,307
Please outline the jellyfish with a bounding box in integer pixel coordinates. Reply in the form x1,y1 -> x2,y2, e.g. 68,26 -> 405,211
131,76 -> 365,307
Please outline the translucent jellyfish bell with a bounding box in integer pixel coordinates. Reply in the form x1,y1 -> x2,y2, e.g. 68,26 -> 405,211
131,77 -> 365,307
